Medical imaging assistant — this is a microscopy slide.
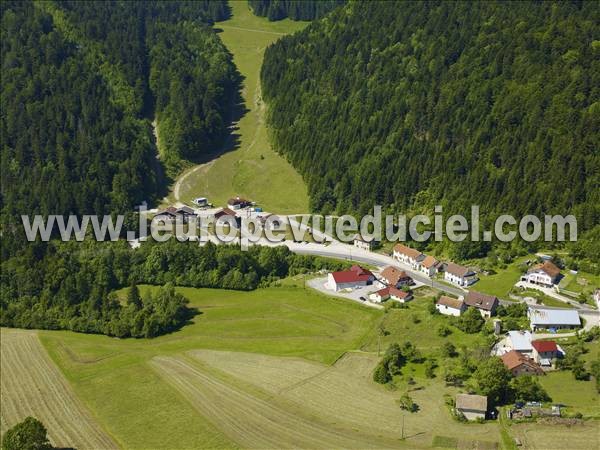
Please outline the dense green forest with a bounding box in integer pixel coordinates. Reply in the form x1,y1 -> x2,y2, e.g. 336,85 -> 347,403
0,239 -> 348,337
248,0 -> 345,21
0,0 -> 236,225
261,1 -> 600,254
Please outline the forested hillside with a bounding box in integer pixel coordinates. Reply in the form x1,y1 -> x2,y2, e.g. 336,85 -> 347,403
248,0 -> 345,21
262,1 -> 600,234
0,0 -> 236,224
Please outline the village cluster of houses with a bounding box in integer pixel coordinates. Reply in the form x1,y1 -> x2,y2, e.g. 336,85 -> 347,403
354,239 -> 568,294
455,326 -> 571,422
154,196 -> 285,233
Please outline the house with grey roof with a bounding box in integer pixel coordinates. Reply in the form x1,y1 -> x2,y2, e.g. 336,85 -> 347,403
455,394 -> 487,421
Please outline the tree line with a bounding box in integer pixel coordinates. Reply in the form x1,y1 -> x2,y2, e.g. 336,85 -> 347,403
248,0 -> 345,21
261,0 -> 599,261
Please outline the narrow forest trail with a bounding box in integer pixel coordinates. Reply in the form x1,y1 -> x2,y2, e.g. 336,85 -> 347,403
166,1 -> 309,214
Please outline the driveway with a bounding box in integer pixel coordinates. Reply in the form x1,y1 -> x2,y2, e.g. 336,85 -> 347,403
306,277 -> 384,309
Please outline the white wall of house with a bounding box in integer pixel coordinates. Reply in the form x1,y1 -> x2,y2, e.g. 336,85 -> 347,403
436,304 -> 463,317
419,264 -> 436,277
522,271 -> 553,286
457,408 -> 485,421
327,273 -> 367,291
445,271 -> 465,286
369,292 -> 388,303
393,252 -> 418,268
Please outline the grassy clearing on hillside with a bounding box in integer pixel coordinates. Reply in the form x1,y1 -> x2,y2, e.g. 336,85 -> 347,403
38,285 -> 379,448
0,329 -> 118,449
538,370 -> 600,418
172,1 -> 309,213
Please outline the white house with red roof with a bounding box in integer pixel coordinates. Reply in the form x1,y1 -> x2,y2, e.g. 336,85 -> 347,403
327,265 -> 375,291
370,286 -> 413,303
531,340 -> 561,366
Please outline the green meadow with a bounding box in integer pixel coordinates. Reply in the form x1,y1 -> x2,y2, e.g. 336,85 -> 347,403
39,285 -> 380,449
172,1 -> 309,214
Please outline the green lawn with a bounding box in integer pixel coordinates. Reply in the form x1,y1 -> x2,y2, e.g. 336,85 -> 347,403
360,288 -> 488,355
171,1 -> 309,214
39,284 -> 380,449
538,370 -> 600,418
472,257 -> 529,299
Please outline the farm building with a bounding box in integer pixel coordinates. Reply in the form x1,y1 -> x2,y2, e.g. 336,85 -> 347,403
436,296 -> 466,317
327,265 -> 375,291
507,331 -> 533,355
214,208 -> 240,228
455,394 -> 487,421
528,307 -> 581,331
464,291 -> 498,318
370,286 -> 412,303
227,196 -> 252,210
501,350 -> 544,376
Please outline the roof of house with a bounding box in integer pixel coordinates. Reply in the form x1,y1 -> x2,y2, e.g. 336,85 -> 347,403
507,331 -> 533,351
455,394 -> 487,412
390,287 -> 412,299
375,287 -> 391,297
350,265 -> 374,277
531,340 -> 558,353
380,266 -> 411,285
215,208 -> 237,218
445,262 -> 474,278
465,291 -> 498,311
420,255 -> 439,269
528,261 -> 561,278
528,307 -> 580,326
437,296 -> 464,310
331,269 -> 373,284
155,206 -> 178,216
501,350 -> 541,372
393,244 -> 423,260
176,206 -> 196,215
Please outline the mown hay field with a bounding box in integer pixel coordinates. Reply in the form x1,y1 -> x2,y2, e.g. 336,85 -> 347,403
0,329 -> 118,450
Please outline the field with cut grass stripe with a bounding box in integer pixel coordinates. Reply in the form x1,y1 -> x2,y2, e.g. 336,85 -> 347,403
0,329 -> 118,450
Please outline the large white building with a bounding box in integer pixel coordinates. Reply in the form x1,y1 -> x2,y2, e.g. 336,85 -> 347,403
327,265 -> 375,291
528,307 -> 581,331
521,261 -> 561,287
